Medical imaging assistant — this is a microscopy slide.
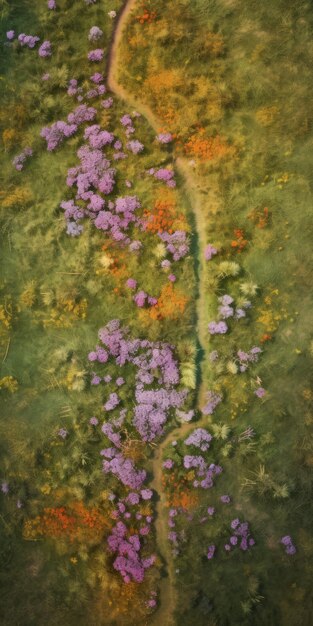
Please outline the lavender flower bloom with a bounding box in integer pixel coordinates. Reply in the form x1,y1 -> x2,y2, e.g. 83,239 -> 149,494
168,274 -> 176,282
127,140 -> 144,154
104,393 -> 120,411
48,0 -> 56,8
89,416 -> 99,426
12,147 -> 33,171
18,33 -> 40,48
235,308 -> 246,319
204,244 -> 218,260
156,132 -> 173,143
88,26 -> 103,41
116,377 -> 125,387
218,304 -> 234,319
207,545 -> 216,559
58,428 -> 68,439
280,535 -> 296,555
101,97 -> 113,109
208,321 -> 228,334
126,278 -> 137,289
38,40 -> 52,57
91,72 -> 104,83
184,428 -> 213,452
6,30 -> 15,40
1,481 -> 9,495
220,495 -> 231,504
163,459 -> 174,469
207,507 -> 215,516
141,489 -> 153,500
255,387 -> 266,398
231,518 -> 240,529
134,291 -> 147,307
219,294 -> 233,306
88,48 -> 104,62
202,390 -> 222,415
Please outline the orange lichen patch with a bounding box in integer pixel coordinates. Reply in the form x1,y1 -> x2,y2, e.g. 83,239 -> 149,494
248,206 -> 270,229
23,502 -> 110,543
184,131 -> 236,161
156,105 -> 178,130
231,229 -> 248,253
140,284 -> 189,322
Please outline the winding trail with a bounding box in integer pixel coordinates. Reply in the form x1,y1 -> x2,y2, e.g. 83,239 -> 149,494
107,2 -> 214,623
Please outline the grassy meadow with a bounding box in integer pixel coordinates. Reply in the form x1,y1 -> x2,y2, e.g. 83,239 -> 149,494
0,0 -> 312,625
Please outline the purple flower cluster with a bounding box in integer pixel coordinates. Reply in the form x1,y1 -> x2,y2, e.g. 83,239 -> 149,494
149,167 -> 176,188
209,294 -> 251,334
108,521 -> 155,583
156,132 -> 173,144
184,428 -> 213,451
38,40 -> 52,57
1,481 -> 9,495
158,230 -> 189,261
126,139 -> 144,154
280,535 -> 296,555
204,244 -> 218,261
41,105 -> 96,150
120,114 -> 136,137
58,428 -> 68,439
12,147 -> 32,171
103,452 -> 146,489
255,387 -> 266,398
18,33 -> 40,48
202,390 -> 222,415
47,0 -> 56,9
207,544 -> 216,559
237,346 -> 262,372
163,459 -> 174,469
88,26 -> 103,41
225,518 -> 255,552
183,455 -> 222,489
88,49 -> 104,62
6,31 -> 15,40
208,320 -> 228,334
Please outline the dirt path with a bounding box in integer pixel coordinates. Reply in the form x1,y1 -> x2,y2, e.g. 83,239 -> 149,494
106,3 -> 215,624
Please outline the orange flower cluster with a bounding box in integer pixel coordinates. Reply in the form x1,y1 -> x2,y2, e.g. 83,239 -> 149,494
260,333 -> 272,343
23,502 -> 109,543
231,228 -> 248,253
156,105 -> 177,130
143,199 -> 186,234
248,206 -> 270,229
145,284 -> 188,321
162,473 -> 199,510
184,131 -> 236,161
136,2 -> 157,24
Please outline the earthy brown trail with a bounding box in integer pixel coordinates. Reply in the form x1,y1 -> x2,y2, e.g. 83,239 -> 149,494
107,3 -> 213,623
